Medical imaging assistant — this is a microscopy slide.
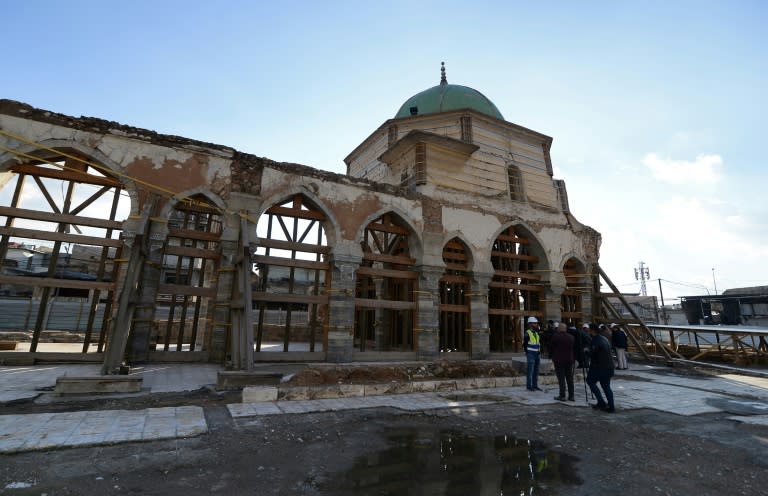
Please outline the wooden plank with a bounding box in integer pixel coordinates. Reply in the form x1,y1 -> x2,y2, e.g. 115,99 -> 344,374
443,263 -> 468,271
157,284 -> 217,298
491,251 -> 539,262
0,206 -> 122,229
164,245 -> 220,260
252,292 -> 329,304
439,304 -> 470,313
488,309 -> 543,317
257,238 -> 330,254
10,163 -> 121,187
0,274 -> 114,291
366,221 -> 410,235
489,281 -> 543,292
440,274 -> 469,284
495,234 -> 530,244
168,227 -> 220,242
354,298 -> 416,310
252,255 -> 328,271
356,266 -> 418,280
443,251 -> 468,261
266,205 -> 326,221
0,226 -> 122,247
362,252 -> 416,265
444,240 -> 466,250
492,270 -> 541,280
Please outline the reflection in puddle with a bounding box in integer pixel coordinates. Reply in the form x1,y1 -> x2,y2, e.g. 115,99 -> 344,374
336,428 -> 581,495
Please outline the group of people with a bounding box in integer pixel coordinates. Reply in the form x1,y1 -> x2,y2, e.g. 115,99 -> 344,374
524,317 -> 629,413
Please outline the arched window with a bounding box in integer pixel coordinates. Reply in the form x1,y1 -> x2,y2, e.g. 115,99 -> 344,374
561,258 -> 586,326
355,213 -> 417,352
507,163 -> 523,202
252,195 -> 329,353
440,238 -> 470,352
154,195 -> 222,352
488,226 -> 542,352
0,149 -> 129,354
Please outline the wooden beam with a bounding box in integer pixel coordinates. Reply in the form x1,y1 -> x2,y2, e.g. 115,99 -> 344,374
491,251 -> 539,262
266,205 -> 326,221
0,226 -> 122,247
493,270 -> 542,280
252,292 -> 329,304
168,228 -> 220,242
157,284 -> 217,298
439,304 -> 470,313
362,252 -> 416,265
252,255 -> 328,271
10,163 -> 121,187
356,266 -> 418,280
488,309 -> 543,317
0,274 -> 114,291
354,298 -> 416,310
443,263 -> 468,272
0,206 -> 122,230
257,238 -> 330,254
366,221 -> 410,235
495,233 -> 530,244
489,281 -> 543,292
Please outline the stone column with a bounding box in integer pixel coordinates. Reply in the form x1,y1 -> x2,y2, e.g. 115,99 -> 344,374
126,215 -> 168,362
415,265 -> 442,361
210,237 -> 240,363
543,271 -> 566,324
326,255 -> 360,363
468,271 -> 493,360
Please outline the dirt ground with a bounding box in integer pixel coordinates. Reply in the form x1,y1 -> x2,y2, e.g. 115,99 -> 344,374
1,365 -> 767,496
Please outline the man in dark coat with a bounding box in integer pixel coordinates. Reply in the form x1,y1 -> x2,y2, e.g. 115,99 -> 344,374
587,323 -> 615,412
550,322 -> 575,401
611,323 -> 629,369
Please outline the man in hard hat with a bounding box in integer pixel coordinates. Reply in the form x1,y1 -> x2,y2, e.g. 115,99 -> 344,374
524,316 -> 543,391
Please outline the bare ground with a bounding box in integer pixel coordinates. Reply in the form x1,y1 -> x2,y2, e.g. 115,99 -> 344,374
1,363 -> 766,496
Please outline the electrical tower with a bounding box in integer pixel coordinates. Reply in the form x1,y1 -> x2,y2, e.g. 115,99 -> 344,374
634,261 -> 650,296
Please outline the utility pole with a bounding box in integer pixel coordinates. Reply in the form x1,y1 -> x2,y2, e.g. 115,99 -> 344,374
658,279 -> 669,324
634,261 -> 650,296
712,267 -> 718,295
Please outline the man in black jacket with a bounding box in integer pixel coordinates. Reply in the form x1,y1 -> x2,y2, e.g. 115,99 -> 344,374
587,323 -> 615,412
611,323 -> 629,370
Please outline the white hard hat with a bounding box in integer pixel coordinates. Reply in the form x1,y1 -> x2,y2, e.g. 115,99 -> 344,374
527,316 -> 539,323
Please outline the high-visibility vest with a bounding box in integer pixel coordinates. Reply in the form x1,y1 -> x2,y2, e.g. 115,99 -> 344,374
526,329 -> 541,353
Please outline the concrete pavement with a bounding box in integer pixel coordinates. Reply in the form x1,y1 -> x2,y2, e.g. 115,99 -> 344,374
1,363 -> 768,454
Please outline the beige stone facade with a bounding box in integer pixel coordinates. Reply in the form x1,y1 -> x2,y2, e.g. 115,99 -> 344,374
0,82 -> 600,371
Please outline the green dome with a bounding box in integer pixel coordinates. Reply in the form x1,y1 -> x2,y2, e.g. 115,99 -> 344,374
394,82 -> 504,120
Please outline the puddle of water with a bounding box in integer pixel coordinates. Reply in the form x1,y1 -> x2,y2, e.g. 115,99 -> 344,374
333,428 -> 581,495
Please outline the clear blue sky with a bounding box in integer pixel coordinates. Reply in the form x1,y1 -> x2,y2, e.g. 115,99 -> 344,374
3,0 -> 767,303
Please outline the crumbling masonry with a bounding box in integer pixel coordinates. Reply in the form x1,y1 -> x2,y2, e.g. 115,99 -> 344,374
0,73 -> 601,373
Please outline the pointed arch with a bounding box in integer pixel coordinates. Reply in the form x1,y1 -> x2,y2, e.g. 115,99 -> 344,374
354,211 -> 418,352
251,193 -> 331,353
487,223 -> 547,352
151,192 -> 223,353
439,237 -> 471,352
353,206 -> 423,263
561,256 -> 588,326
0,142 -> 132,355
256,186 -> 340,251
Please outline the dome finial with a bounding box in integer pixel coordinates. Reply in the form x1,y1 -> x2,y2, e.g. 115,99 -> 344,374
440,61 -> 447,85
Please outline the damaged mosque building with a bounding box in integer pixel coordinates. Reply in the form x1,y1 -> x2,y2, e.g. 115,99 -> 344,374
0,64 -> 602,373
